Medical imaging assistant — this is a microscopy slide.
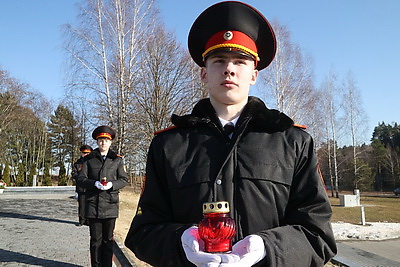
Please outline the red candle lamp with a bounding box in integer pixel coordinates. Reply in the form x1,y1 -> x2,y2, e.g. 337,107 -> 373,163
198,201 -> 236,253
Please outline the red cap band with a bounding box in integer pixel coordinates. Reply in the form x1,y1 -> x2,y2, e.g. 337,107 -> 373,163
202,31 -> 259,61
96,132 -> 112,140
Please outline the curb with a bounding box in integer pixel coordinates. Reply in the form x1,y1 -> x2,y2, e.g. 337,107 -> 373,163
331,256 -> 360,267
2,186 -> 76,195
113,237 -> 136,267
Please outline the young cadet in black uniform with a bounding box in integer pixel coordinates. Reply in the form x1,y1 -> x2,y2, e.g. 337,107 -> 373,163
125,2 -> 337,266
77,125 -> 129,267
72,144 -> 93,226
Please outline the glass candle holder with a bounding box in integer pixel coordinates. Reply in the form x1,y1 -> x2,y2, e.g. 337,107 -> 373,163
198,201 -> 236,253
101,177 -> 107,186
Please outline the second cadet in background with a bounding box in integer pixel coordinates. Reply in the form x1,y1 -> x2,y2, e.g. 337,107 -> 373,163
77,125 -> 129,267
72,144 -> 93,226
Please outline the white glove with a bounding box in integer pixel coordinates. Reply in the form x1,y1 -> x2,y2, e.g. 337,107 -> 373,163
94,181 -> 104,190
181,226 -> 239,267
103,181 -> 113,190
219,235 -> 266,267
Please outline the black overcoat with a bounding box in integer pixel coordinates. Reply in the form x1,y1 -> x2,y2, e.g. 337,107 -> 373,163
77,148 -> 128,219
72,157 -> 85,193
125,97 -> 337,266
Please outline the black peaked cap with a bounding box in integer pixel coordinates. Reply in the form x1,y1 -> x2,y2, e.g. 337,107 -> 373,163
92,125 -> 116,140
80,145 -> 93,152
188,1 -> 276,70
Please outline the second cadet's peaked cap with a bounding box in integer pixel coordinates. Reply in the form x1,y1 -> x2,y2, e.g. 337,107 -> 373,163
188,1 -> 276,70
92,125 -> 116,140
80,145 -> 93,153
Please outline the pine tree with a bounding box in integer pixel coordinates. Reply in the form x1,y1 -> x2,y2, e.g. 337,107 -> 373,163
15,163 -> 25,186
58,164 -> 67,186
371,122 -> 400,190
2,164 -> 10,185
42,165 -> 52,186
48,105 -> 80,184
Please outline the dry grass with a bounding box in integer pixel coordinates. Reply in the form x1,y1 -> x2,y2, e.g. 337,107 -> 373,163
114,186 -> 151,267
330,195 -> 400,224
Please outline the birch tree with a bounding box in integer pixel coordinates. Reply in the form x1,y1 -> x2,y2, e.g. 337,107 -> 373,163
319,70 -> 343,197
342,72 -> 369,188
64,0 -> 206,174
124,25 -> 203,173
0,69 -> 27,140
260,21 -> 319,129
63,0 -> 157,154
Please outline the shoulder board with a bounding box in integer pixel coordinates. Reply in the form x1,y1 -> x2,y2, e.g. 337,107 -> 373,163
294,123 -> 307,129
154,126 -> 178,135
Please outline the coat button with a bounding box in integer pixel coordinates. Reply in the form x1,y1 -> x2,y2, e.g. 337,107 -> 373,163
216,179 -> 222,185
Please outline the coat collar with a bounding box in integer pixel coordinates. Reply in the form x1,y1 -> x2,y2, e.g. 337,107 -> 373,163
88,148 -> 119,160
171,96 -> 293,133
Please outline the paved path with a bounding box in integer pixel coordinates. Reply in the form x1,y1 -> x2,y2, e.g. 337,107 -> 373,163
335,239 -> 400,267
0,193 -> 91,266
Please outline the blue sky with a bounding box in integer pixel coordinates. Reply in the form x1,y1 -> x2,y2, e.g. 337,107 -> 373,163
0,0 -> 399,142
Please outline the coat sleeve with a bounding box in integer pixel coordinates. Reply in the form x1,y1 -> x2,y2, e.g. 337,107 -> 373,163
71,162 -> 79,180
255,134 -> 337,267
111,157 -> 129,191
124,138 -> 194,267
76,160 -> 96,189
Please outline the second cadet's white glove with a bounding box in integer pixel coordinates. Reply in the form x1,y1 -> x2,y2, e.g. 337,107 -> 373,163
181,226 -> 239,267
94,181 -> 104,190
102,181 -> 113,190
219,235 -> 266,267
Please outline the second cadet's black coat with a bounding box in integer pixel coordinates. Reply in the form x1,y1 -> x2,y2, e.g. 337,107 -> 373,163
77,149 -> 129,219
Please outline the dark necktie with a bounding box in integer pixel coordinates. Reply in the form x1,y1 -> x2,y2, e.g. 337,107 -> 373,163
223,122 -> 235,137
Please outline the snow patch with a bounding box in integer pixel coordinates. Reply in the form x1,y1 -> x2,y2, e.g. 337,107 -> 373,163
332,222 -> 400,240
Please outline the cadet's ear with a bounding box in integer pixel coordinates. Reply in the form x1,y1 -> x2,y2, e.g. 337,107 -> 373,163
200,67 -> 207,83
250,69 -> 258,85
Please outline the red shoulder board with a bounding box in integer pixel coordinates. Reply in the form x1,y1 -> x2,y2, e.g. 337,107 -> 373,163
154,126 -> 178,135
77,164 -> 83,172
294,123 -> 307,129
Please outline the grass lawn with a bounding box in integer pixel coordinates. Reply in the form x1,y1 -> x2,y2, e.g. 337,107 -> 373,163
330,194 -> 400,224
